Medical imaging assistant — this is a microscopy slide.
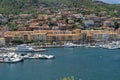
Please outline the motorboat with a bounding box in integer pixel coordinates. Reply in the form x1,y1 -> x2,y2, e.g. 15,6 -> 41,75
64,42 -> 76,48
39,54 -> 55,59
0,53 -> 23,63
33,48 -> 47,52
22,53 -> 40,59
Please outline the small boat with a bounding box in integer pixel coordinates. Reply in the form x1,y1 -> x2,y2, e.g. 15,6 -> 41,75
33,48 -> 47,52
23,53 -> 40,59
64,42 -> 76,48
39,54 -> 55,59
0,53 -> 23,63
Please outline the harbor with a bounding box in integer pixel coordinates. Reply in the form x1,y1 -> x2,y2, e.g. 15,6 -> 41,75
0,47 -> 120,80
0,41 -> 120,54
0,42 -> 120,79
0,0 -> 120,80
0,44 -> 55,63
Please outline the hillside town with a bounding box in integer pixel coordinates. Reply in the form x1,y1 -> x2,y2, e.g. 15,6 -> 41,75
1,1 -> 120,80
0,7 -> 120,46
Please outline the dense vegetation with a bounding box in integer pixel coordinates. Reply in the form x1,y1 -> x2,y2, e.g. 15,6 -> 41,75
0,0 -> 120,30
0,0 -> 120,15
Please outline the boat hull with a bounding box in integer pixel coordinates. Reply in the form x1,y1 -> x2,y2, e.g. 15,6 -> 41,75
0,58 -> 23,63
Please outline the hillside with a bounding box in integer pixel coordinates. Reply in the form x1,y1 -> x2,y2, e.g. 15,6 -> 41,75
0,0 -> 120,16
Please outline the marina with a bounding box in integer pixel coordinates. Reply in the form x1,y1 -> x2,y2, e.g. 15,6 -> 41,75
0,52 -> 55,63
0,41 -> 118,62
0,0 -> 120,80
0,47 -> 120,80
0,44 -> 55,63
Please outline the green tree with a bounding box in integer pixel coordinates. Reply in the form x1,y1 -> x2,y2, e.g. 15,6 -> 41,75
114,21 -> 119,30
60,76 -> 74,80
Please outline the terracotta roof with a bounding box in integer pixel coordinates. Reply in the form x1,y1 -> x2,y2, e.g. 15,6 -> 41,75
47,34 -> 79,36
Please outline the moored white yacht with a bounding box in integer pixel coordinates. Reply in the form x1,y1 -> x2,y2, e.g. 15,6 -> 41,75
15,44 -> 46,52
15,44 -> 34,52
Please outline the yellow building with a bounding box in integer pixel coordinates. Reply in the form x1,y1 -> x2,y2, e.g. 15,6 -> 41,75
4,31 -> 32,42
81,30 -> 119,41
47,34 -> 80,41
4,29 -> 81,43
91,30 -> 118,41
46,29 -> 81,41
30,32 -> 47,41
4,29 -> 119,43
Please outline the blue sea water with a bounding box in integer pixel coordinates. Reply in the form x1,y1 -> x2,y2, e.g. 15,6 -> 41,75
0,47 -> 120,80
